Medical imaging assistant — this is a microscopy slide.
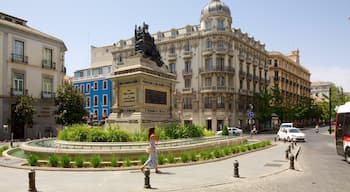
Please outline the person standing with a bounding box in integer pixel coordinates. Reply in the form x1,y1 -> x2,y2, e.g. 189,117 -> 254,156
141,127 -> 161,173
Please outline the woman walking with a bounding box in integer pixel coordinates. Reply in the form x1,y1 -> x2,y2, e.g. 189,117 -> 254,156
141,127 -> 161,173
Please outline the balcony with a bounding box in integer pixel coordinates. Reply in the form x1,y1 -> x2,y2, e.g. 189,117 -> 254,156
10,88 -> 28,96
239,52 -> 246,61
182,69 -> 193,76
11,53 -> 28,64
204,103 -> 212,109
183,104 -> 192,110
42,91 -> 55,99
182,51 -> 193,59
247,56 -> 253,63
253,75 -> 259,82
239,71 -> 246,79
215,47 -> 227,54
42,60 -> 56,70
253,58 -> 259,66
168,53 -> 177,61
182,88 -> 193,93
246,74 -> 253,80
274,76 -> 280,81
239,89 -> 247,95
202,48 -> 214,56
199,66 -> 235,74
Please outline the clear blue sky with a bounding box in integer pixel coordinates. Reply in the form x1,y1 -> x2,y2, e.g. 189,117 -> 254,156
2,0 -> 350,91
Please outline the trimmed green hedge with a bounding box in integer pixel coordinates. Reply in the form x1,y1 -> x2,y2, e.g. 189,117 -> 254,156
57,123 -> 206,142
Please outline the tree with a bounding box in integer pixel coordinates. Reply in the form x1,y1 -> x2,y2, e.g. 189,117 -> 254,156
14,95 -> 35,127
55,82 -> 87,125
254,89 -> 272,129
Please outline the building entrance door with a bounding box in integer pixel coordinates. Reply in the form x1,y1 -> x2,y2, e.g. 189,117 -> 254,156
11,104 -> 25,139
217,120 -> 223,131
207,120 -> 212,131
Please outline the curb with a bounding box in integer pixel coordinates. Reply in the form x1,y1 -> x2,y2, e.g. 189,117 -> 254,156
0,144 -> 276,172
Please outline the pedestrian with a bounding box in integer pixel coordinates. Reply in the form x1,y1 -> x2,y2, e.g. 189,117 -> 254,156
141,127 -> 161,174
315,124 -> 319,133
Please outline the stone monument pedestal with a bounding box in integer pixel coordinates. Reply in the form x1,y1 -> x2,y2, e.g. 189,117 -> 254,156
107,54 -> 177,132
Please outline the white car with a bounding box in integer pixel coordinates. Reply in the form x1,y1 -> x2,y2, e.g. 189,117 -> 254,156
216,127 -> 243,136
277,127 -> 306,142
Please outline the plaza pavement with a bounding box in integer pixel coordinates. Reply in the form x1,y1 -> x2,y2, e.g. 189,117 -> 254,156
0,141 -> 300,192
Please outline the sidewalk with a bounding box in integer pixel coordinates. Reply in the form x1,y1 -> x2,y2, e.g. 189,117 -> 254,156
0,142 -> 297,192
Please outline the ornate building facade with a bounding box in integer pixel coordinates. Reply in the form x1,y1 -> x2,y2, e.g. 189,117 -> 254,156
0,12 -> 67,139
91,0 -> 270,132
268,50 -> 311,105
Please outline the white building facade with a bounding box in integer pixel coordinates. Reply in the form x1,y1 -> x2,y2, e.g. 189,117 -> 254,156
91,0 -> 270,132
0,12 -> 67,139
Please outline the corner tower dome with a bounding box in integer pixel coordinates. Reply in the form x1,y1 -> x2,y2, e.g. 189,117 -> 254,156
201,0 -> 231,19
200,0 -> 232,31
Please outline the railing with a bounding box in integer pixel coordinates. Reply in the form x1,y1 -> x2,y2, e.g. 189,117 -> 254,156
10,88 -> 28,96
199,67 -> 235,73
11,53 -> 28,64
239,70 -> 246,78
182,69 -> 193,76
42,60 -> 56,70
204,103 -> 212,109
183,104 -> 192,109
168,53 -> 177,60
41,91 -> 55,99
183,51 -> 192,57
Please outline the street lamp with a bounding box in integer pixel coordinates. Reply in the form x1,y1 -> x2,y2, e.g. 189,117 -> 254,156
329,87 -> 332,134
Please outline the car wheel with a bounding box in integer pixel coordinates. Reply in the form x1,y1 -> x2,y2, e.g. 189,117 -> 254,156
346,148 -> 350,164
276,135 -> 280,141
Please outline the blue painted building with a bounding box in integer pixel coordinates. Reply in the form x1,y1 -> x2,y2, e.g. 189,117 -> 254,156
72,65 -> 113,123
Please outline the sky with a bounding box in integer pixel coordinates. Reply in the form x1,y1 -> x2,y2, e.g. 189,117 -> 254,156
2,0 -> 350,91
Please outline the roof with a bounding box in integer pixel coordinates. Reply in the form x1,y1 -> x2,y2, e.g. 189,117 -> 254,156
336,102 -> 350,113
0,17 -> 67,51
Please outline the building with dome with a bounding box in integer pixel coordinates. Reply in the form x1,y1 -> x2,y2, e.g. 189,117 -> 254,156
85,0 -> 310,132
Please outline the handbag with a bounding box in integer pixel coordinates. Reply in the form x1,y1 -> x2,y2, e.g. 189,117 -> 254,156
146,145 -> 152,153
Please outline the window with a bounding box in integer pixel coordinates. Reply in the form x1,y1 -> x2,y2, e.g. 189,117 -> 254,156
93,81 -> 98,90
86,84 -> 90,93
86,97 -> 91,108
13,73 -> 24,94
93,110 -> 98,120
205,77 -> 211,87
80,84 -> 84,93
103,109 -> 108,119
205,96 -> 212,108
274,59 -> 278,67
206,39 -> 212,49
205,20 -> 211,30
183,98 -> 192,109
94,96 -> 98,106
217,76 -> 225,87
217,96 -> 225,108
43,48 -> 53,66
103,80 -> 108,90
240,79 -> 243,89
169,47 -> 176,54
13,40 -> 25,63
217,40 -> 224,49
42,78 -> 53,97
185,79 -> 191,88
216,57 -> 224,71
171,30 -> 177,38
169,63 -> 176,73
205,58 -> 213,70
103,95 -> 108,106
217,19 -> 224,30
247,80 -> 251,90
92,68 -> 101,76
185,61 -> 191,72
184,43 -> 191,52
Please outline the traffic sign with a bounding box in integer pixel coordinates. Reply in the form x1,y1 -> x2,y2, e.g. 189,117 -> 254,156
248,111 -> 254,119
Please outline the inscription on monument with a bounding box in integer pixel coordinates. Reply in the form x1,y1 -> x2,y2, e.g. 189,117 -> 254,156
121,89 -> 136,106
145,89 -> 166,105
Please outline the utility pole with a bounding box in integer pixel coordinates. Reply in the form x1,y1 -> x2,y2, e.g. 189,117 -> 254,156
329,87 -> 332,134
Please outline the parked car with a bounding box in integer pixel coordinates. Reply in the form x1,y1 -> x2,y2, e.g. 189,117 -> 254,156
216,127 -> 243,136
277,127 -> 306,142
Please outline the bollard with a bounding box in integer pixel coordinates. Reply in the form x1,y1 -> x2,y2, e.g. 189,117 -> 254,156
274,137 -> 277,142
233,160 -> 239,178
291,142 -> 294,149
144,168 -> 151,189
10,132 -> 14,148
289,154 -> 295,170
285,149 -> 289,160
294,141 -> 297,146
288,145 -> 291,153
28,169 -> 37,192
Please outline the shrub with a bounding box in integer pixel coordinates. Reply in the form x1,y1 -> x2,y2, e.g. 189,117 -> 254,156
167,154 -> 175,164
111,157 -> 118,167
123,158 -> 131,167
200,151 -> 208,160
140,156 -> 148,165
246,145 -> 252,151
158,154 -> 165,165
0,146 -> 9,157
180,153 -> 189,163
189,152 -> 197,162
222,126 -> 229,136
27,154 -> 39,166
48,155 -> 59,167
240,146 -> 247,152
223,147 -> 231,155
213,149 -> 223,158
231,146 -> 239,154
75,156 -> 84,168
61,156 -> 71,168
88,128 -> 107,142
90,156 -> 102,168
